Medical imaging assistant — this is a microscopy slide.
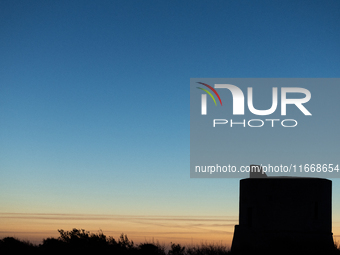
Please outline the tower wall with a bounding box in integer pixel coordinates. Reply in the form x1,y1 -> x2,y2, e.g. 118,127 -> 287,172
231,178 -> 334,254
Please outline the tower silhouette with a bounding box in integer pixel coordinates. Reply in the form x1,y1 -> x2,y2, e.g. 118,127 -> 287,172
231,166 -> 335,255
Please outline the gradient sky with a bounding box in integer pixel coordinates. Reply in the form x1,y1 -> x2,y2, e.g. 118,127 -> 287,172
1,0 -> 340,246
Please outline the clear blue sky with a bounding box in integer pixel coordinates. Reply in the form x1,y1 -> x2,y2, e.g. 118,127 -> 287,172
0,0 -> 340,244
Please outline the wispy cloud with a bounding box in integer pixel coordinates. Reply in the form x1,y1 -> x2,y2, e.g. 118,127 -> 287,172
0,212 -> 237,223
0,212 -> 237,243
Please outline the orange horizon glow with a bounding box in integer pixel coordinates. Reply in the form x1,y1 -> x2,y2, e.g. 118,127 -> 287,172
2,212 -> 340,246
0,212 -> 236,246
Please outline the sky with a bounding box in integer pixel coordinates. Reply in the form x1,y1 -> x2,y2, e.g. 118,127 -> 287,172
0,0 -> 340,246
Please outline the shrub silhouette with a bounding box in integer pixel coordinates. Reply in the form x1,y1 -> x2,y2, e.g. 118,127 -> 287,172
138,243 -> 165,255
0,237 -> 38,254
1,228 -> 340,255
186,243 -> 230,255
169,242 -> 186,255
40,228 -> 120,254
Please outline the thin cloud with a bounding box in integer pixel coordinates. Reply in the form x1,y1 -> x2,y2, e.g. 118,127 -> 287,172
0,212 -> 237,222
0,212 -> 237,239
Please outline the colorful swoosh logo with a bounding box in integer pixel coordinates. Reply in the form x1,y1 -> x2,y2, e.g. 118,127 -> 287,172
196,82 -> 222,106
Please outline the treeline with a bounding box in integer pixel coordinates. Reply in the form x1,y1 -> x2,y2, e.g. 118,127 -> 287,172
0,228 -> 230,255
1,228 -> 340,255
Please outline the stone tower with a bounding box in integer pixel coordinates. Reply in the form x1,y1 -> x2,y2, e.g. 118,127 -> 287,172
231,169 -> 334,254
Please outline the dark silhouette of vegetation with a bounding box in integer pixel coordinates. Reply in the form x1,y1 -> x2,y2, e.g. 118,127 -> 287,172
169,242 -> 185,255
0,237 -> 38,254
0,228 -> 340,255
